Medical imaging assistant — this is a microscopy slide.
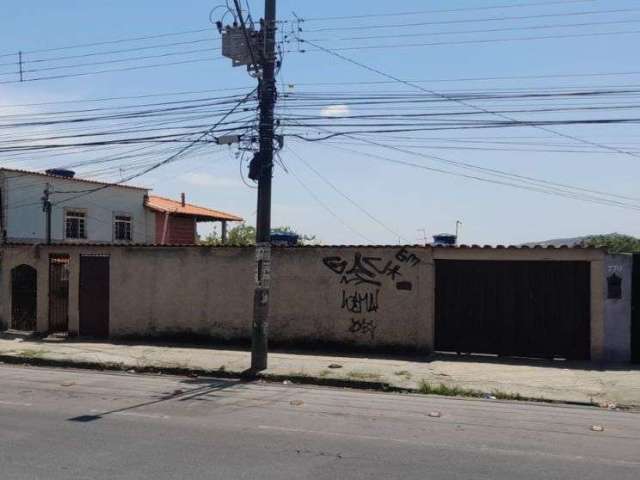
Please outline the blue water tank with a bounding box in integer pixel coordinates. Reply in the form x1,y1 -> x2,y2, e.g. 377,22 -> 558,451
271,232 -> 299,246
45,168 -> 75,178
433,233 -> 457,246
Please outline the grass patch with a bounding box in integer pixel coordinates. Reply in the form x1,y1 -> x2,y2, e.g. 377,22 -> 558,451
491,389 -> 524,401
16,349 -> 45,359
347,371 -> 382,381
394,370 -> 412,380
417,381 -> 530,402
417,380 -> 483,398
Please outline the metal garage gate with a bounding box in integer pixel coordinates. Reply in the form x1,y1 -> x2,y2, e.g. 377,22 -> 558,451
435,260 -> 591,360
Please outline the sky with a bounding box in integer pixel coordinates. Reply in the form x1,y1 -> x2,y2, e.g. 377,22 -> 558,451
1,0 -> 639,245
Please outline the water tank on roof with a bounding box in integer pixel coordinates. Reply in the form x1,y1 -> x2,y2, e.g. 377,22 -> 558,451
433,233 -> 457,246
271,232 -> 299,247
45,168 -> 75,178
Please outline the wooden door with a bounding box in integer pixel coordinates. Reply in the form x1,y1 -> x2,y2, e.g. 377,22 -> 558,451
11,265 -> 37,331
79,255 -> 110,338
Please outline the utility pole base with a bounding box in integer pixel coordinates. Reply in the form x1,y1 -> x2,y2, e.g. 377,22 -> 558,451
251,287 -> 269,371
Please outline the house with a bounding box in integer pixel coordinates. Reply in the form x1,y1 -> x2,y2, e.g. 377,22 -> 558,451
0,168 -> 242,245
145,194 -> 243,244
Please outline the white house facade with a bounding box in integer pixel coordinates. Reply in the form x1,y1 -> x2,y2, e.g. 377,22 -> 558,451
0,168 -> 155,244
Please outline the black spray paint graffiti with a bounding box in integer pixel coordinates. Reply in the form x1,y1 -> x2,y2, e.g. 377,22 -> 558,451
348,318 -> 377,339
323,249 -> 423,340
342,289 -> 380,314
395,247 -> 421,267
323,253 -> 402,287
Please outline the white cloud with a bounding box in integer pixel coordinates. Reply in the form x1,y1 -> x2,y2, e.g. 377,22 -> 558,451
320,104 -> 351,117
179,172 -> 242,189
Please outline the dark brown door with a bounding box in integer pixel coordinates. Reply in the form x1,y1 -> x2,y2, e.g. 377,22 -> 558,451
11,265 -> 37,331
435,260 -> 591,360
79,255 -> 110,338
49,255 -> 70,333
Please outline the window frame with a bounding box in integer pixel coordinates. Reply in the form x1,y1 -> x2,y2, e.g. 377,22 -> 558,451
64,208 -> 87,240
113,212 -> 133,243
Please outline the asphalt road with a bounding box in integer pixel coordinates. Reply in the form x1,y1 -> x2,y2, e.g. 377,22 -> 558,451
0,365 -> 638,479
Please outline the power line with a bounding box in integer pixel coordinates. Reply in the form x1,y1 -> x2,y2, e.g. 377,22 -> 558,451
296,37 -> 640,162
298,0 -> 596,22
285,119 -> 640,204
0,56 -> 224,85
309,18 -> 640,43
285,145 -> 408,242
2,48 -> 220,77
0,27 -> 214,59
297,137 -> 640,212
298,29 -> 640,52
302,7 -> 640,33
51,87 -> 258,207
284,154 -> 374,243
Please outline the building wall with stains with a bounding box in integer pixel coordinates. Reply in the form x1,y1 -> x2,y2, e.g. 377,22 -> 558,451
603,254 -> 633,362
0,244 -> 617,360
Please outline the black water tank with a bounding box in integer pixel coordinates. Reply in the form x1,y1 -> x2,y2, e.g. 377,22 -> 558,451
45,168 -> 75,178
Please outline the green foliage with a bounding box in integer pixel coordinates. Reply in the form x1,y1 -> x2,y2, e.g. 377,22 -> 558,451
582,234 -> 640,253
200,224 -> 255,246
200,224 -> 316,246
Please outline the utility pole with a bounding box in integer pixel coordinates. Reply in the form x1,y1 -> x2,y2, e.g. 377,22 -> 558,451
222,0 -> 277,371
251,0 -> 277,371
42,183 -> 52,245
18,51 -> 23,82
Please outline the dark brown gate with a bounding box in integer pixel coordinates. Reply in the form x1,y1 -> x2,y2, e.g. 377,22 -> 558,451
435,260 -> 591,360
11,264 -> 37,331
79,255 -> 110,338
49,255 -> 70,333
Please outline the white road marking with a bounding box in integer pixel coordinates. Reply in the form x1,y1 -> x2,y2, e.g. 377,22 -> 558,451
0,400 -> 32,407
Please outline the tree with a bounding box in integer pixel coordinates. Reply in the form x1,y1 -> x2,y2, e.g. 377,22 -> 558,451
582,233 -> 640,253
200,224 -> 316,246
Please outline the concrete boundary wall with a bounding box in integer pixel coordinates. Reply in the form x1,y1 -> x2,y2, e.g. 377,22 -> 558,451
0,244 -> 622,361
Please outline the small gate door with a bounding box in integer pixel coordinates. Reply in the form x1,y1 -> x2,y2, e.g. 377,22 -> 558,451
79,255 -> 110,338
49,255 -> 70,333
11,265 -> 37,331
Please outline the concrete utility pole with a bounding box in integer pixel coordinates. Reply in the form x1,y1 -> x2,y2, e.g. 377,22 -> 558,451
224,0 -> 277,371
42,183 -> 52,244
251,0 -> 277,371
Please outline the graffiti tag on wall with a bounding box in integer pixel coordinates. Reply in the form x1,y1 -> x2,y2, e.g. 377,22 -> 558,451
323,248 -> 421,341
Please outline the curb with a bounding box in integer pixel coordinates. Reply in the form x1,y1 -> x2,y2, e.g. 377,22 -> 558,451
0,353 -> 625,410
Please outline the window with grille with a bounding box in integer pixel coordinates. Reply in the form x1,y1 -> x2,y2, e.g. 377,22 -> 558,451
65,210 -> 86,239
114,215 -> 132,241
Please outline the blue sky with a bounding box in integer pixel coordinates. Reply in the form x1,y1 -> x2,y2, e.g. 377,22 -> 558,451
1,0 -> 639,245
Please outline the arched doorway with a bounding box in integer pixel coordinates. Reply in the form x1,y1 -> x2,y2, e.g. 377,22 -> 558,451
11,264 -> 37,331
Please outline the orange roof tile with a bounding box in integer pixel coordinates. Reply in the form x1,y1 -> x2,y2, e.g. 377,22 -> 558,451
145,195 -> 243,222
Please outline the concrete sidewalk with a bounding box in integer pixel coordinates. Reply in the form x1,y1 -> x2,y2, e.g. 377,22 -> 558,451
0,338 -> 639,407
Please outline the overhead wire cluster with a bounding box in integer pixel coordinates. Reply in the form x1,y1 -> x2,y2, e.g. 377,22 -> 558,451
3,0 -> 640,242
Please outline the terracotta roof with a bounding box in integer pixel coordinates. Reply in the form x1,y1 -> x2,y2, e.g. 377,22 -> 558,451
145,195 -> 243,222
0,168 -> 148,191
